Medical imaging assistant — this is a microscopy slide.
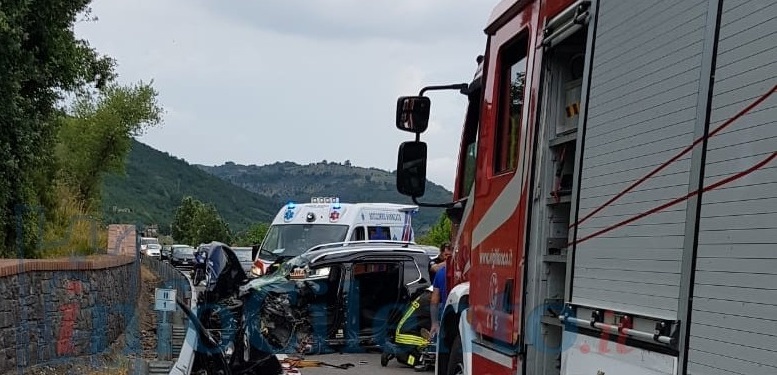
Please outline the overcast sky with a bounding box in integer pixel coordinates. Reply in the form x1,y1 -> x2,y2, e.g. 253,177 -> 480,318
74,0 -> 495,191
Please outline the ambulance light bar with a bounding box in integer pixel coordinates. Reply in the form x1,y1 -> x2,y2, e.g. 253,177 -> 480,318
311,196 -> 340,204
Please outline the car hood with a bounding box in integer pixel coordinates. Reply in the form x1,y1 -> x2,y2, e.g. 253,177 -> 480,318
239,271 -> 305,297
240,272 -> 285,292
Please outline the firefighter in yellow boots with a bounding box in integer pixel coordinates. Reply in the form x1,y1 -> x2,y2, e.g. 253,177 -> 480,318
381,287 -> 434,371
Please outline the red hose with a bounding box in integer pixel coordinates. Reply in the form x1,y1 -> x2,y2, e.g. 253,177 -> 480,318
569,151 -> 777,247
570,83 -> 777,230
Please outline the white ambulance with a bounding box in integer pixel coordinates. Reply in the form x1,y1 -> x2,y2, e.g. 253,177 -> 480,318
250,197 -> 418,275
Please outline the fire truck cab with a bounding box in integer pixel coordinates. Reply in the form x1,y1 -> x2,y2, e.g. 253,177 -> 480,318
394,0 -> 776,374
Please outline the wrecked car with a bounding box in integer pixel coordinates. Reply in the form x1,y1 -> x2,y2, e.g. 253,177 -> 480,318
239,242 -> 434,355
180,241 -> 283,375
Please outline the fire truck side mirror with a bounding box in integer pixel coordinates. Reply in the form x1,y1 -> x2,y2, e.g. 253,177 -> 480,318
396,141 -> 428,198
396,96 -> 431,134
445,206 -> 464,225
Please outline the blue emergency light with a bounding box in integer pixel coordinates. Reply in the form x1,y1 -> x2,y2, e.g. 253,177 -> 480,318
284,201 -> 296,222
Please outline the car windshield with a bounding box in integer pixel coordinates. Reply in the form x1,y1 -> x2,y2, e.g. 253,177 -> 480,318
141,238 -> 159,245
259,224 -> 348,258
173,246 -> 195,255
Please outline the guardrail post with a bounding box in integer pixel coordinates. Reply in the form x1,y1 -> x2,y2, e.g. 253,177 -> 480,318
153,259 -> 176,362
157,310 -> 172,360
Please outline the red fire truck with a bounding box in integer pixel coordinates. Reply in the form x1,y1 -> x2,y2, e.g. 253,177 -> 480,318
392,0 -> 776,374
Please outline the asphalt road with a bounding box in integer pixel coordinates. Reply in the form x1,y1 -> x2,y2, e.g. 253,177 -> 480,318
288,352 -> 428,375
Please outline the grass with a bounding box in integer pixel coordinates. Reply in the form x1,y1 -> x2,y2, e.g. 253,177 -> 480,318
39,185 -> 108,258
82,357 -> 131,375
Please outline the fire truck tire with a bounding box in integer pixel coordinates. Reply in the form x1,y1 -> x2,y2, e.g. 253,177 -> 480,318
446,334 -> 464,375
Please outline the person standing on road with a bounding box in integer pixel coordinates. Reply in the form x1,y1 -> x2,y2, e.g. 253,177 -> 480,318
429,264 -> 448,338
429,242 -> 452,281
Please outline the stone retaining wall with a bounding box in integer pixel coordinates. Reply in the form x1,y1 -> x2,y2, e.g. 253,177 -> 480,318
0,254 -> 140,373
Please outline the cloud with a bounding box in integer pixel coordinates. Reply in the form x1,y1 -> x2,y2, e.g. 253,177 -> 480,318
76,0 -> 272,84
191,0 -> 492,43
74,0 -> 494,191
395,65 -> 425,97
427,156 -> 458,192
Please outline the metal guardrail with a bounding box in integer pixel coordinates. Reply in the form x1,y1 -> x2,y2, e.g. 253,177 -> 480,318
168,273 -> 198,375
141,256 -> 193,308
139,255 -> 198,375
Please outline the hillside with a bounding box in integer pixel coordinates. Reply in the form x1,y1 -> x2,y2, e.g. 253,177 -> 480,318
101,140 -> 279,232
102,141 -> 454,236
196,161 -> 454,233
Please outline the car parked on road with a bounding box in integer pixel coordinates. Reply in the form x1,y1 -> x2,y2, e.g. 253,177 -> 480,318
140,237 -> 159,256
241,241 -> 434,354
144,243 -> 162,257
169,245 -> 197,269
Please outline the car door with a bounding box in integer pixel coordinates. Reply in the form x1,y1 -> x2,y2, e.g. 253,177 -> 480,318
303,262 -> 346,343
345,256 -> 405,342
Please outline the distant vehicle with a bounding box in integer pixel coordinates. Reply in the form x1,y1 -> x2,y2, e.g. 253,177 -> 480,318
140,237 -> 159,255
144,243 -> 161,257
169,245 -> 197,269
251,197 -> 419,276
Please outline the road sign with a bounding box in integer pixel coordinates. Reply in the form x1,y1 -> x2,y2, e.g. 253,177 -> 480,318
154,288 -> 177,311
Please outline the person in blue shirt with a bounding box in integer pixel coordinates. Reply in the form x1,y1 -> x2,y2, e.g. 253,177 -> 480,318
429,242 -> 452,281
429,264 -> 448,337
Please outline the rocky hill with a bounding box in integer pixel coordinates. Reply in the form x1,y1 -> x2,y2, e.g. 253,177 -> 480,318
102,141 -> 453,234
197,160 -> 453,233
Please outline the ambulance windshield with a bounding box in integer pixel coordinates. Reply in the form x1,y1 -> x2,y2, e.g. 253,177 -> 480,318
259,224 -> 349,258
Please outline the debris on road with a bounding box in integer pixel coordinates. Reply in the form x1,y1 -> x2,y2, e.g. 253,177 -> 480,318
279,354 -> 356,370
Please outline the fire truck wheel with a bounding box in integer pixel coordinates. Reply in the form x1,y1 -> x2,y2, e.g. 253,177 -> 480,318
447,334 -> 464,375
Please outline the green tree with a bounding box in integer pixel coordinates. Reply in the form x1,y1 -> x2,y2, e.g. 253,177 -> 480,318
41,81 -> 162,257
171,196 -> 200,245
0,1 -> 116,257
191,202 -> 232,245
171,196 -> 232,245
57,81 -> 163,210
234,222 -> 269,246
417,212 -> 452,247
